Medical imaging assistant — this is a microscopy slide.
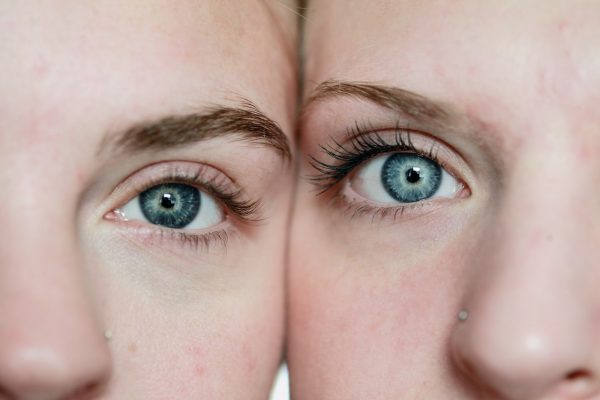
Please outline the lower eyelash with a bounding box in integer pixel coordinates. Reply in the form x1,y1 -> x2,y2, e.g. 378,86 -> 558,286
113,220 -> 232,253
329,189 -> 460,227
309,126 -> 443,194
107,161 -> 261,252
162,229 -> 230,251
329,192 -> 428,223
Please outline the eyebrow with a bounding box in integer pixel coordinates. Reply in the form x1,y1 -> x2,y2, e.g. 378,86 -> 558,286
100,101 -> 291,161
303,80 -> 457,127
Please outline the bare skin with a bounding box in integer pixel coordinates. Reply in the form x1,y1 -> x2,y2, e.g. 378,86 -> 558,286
0,1 -> 296,399
290,1 -> 600,399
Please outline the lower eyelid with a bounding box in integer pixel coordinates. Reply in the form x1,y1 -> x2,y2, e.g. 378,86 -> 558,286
328,191 -> 456,224
106,214 -> 235,254
99,160 -> 263,254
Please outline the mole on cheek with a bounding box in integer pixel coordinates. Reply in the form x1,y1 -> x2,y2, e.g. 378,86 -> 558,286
128,342 -> 137,353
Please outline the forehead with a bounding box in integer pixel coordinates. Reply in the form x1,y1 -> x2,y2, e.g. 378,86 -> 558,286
304,0 -> 600,124
0,0 -> 296,140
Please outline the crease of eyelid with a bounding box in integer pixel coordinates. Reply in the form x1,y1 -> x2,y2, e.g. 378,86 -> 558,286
299,80 -> 507,177
98,100 -> 292,162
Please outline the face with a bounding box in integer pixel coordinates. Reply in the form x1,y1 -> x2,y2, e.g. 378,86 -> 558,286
290,1 -> 600,399
0,1 -> 296,398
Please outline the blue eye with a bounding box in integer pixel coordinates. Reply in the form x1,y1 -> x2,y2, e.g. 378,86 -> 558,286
138,183 -> 200,228
381,154 -> 442,203
119,183 -> 223,229
351,153 -> 460,204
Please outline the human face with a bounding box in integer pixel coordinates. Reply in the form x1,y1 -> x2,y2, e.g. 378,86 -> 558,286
0,1 -> 296,399
290,1 -> 600,399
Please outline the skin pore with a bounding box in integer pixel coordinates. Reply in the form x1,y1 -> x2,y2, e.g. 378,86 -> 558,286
0,1 -> 296,399
289,1 -> 600,399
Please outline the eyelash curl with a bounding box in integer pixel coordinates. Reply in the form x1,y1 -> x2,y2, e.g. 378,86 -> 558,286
309,123 -> 444,194
108,162 -> 262,251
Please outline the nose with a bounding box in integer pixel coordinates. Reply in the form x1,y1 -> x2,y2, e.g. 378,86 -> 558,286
0,200 -> 112,399
451,150 -> 600,400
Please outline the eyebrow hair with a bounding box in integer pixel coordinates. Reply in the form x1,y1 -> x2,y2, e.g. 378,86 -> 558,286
303,80 -> 455,126
100,101 -> 291,161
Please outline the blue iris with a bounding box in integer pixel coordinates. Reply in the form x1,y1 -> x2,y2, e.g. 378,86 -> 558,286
381,154 -> 442,203
139,183 -> 200,228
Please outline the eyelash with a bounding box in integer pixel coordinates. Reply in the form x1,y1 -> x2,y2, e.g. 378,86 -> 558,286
310,124 -> 444,194
107,163 -> 261,250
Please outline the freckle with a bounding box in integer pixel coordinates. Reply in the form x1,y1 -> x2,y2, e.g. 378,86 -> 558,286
33,60 -> 49,78
530,228 -> 545,246
579,146 -> 591,160
76,171 -> 86,185
128,343 -> 137,353
188,345 -> 206,378
558,19 -> 569,33
241,342 -> 257,373
194,365 -> 205,377
433,63 -> 446,79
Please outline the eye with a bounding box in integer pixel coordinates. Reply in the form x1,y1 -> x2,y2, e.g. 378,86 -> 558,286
350,153 -> 461,204
119,182 -> 223,229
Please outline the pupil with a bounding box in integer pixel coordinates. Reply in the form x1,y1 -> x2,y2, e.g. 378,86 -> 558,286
160,193 -> 176,209
405,167 -> 421,183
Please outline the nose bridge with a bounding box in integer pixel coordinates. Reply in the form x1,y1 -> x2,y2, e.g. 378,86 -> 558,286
452,144 -> 600,399
0,168 -> 111,399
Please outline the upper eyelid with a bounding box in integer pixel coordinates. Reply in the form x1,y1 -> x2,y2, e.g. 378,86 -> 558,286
103,161 -> 262,222
108,162 -> 229,204
308,127 -> 470,193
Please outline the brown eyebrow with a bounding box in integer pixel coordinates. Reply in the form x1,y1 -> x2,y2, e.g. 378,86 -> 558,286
100,101 -> 291,161
302,80 -> 456,127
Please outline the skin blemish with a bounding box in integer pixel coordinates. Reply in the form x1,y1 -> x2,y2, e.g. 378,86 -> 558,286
32,59 -> 49,79
558,19 -> 569,33
128,342 -> 137,353
578,145 -> 592,161
241,341 -> 257,374
188,345 -> 206,378
529,228 -> 548,247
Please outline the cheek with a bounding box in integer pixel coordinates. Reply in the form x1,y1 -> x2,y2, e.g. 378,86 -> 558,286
109,311 -> 280,399
88,255 -> 283,399
293,248 -> 464,349
289,215 -> 475,394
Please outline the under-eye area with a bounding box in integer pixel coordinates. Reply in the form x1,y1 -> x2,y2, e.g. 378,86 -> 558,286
104,160 -> 261,251
309,125 -> 471,222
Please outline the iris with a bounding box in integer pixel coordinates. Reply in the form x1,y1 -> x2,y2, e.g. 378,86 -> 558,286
381,154 -> 442,203
139,183 -> 200,228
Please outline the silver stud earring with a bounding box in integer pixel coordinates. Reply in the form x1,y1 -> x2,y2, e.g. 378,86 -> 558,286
104,330 -> 113,341
458,310 -> 469,322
